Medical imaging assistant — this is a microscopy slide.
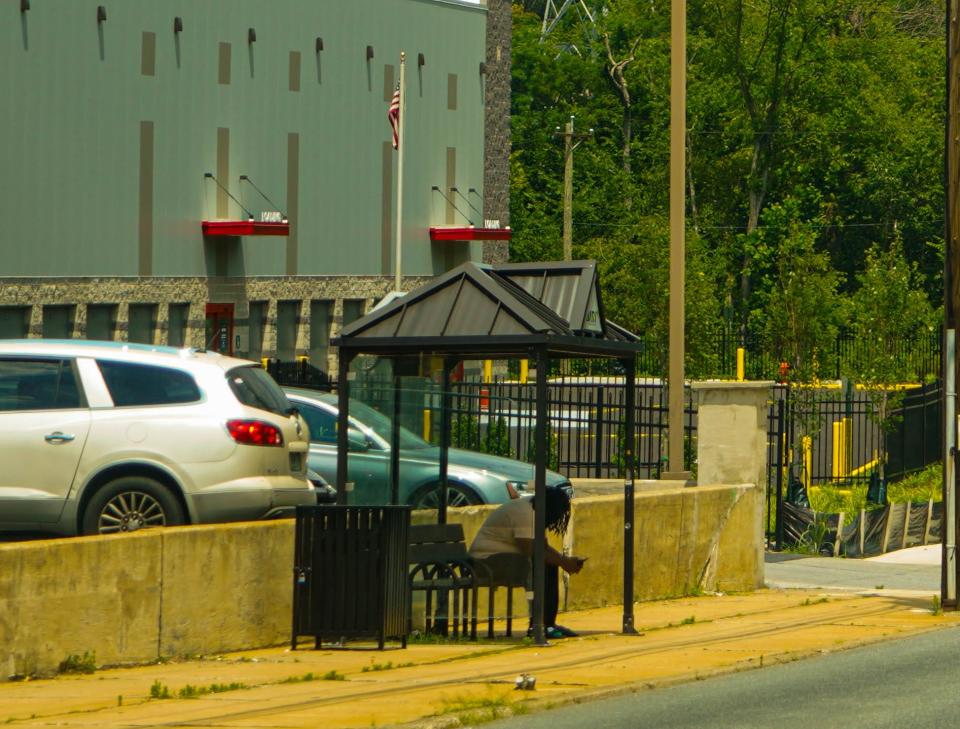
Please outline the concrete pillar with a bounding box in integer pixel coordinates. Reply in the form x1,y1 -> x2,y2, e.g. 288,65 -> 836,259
692,381 -> 773,489
694,381 -> 771,588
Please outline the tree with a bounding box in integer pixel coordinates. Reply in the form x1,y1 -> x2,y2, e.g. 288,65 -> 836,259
847,235 -> 936,482
694,0 -> 843,333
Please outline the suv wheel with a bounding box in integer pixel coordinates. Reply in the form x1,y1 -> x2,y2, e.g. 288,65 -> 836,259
81,476 -> 185,535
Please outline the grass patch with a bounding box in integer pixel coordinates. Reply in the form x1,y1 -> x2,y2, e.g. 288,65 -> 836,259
408,631 -> 476,645
439,692 -> 513,725
680,615 -> 696,625
279,672 -> 322,684
149,680 -> 248,699
361,661 -> 414,673
177,682 -> 247,699
58,652 -> 97,675
807,464 -> 941,514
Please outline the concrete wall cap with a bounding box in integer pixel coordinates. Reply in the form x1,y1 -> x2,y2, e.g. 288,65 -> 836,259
691,380 -> 775,390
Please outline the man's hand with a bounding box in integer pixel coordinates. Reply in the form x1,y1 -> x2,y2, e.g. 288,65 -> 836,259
562,555 -> 587,574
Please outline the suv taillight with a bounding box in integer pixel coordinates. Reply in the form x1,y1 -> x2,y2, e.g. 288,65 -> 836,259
227,419 -> 284,447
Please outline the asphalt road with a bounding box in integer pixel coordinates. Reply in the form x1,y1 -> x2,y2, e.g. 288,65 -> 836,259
489,626 -> 960,729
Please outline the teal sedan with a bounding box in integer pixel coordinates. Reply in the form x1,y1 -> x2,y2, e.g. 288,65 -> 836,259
283,388 -> 573,508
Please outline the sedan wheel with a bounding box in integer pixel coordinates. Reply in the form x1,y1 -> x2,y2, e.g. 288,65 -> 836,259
411,483 -> 482,509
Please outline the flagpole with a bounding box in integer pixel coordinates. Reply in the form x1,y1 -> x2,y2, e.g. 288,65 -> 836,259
394,51 -> 406,293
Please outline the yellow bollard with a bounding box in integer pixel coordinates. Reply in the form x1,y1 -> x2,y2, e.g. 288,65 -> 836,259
736,348 -> 745,382
483,359 -> 493,383
832,421 -> 842,479
422,408 -> 431,442
842,417 -> 852,478
519,359 -> 529,384
802,436 -> 812,490
261,357 -> 270,369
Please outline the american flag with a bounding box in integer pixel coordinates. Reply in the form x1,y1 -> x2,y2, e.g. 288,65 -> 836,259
387,83 -> 401,149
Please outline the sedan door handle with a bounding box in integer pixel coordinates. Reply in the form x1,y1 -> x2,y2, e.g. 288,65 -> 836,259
44,431 -> 76,444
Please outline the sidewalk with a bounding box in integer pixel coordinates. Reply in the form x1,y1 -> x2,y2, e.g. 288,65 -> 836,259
2,587 -> 957,729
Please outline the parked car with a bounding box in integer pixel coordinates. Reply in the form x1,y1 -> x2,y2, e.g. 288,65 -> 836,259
0,340 -> 315,536
283,387 -> 574,507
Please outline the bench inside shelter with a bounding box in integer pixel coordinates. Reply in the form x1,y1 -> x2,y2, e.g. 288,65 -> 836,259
407,522 -> 530,639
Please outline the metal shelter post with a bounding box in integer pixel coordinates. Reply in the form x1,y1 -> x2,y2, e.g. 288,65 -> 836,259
438,358 -> 453,525
532,347 -> 548,645
390,369 -> 401,505
622,356 -> 637,634
335,351 -> 353,505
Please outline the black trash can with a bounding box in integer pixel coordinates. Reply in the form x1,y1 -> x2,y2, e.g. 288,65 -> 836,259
292,505 -> 411,650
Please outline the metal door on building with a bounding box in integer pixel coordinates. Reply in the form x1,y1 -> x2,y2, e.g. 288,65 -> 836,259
205,303 -> 234,355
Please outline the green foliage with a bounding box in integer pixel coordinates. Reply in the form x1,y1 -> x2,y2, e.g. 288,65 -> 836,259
58,652 -> 96,675
452,413 -> 514,459
795,513 -> 833,555
526,422 -> 560,471
149,680 -> 248,699
451,414 -> 478,450
750,200 -> 844,382
280,672 -> 322,684
510,1 -> 943,356
807,464 -> 941,513
361,661 -> 414,673
483,416 -> 513,458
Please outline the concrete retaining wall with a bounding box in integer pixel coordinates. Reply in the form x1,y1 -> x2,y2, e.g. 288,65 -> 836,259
1,482 -> 761,680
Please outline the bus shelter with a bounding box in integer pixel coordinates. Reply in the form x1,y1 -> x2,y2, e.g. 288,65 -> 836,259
332,260 -> 645,644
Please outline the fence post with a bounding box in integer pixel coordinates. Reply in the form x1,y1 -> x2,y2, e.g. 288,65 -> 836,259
593,385 -> 604,478
775,398 -> 786,550
880,505 -> 893,553
834,512 -> 844,557
859,508 -> 865,556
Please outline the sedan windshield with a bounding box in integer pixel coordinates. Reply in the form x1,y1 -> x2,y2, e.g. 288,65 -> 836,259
348,398 -> 430,450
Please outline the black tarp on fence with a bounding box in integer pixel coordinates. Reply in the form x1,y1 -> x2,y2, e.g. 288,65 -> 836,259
782,500 -> 942,558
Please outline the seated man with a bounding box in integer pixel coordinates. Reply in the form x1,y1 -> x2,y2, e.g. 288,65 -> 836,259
469,488 -> 585,639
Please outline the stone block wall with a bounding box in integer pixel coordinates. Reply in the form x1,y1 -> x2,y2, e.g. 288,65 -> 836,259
482,0 -> 511,265
0,274 -> 432,372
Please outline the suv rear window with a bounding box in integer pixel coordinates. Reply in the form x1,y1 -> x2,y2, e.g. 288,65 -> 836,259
0,359 -> 83,411
227,366 -> 292,416
98,360 -> 201,406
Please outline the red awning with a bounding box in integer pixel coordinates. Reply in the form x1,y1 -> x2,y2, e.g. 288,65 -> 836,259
429,226 -> 511,242
202,220 -> 290,237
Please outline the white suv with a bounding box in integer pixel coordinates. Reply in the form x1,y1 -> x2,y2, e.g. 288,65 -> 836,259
0,340 -> 314,536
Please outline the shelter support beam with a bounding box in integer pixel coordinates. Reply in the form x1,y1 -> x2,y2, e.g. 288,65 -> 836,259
438,358 -> 454,525
622,356 -> 638,634
335,351 -> 354,505
391,373 -> 401,505
531,348 -> 548,645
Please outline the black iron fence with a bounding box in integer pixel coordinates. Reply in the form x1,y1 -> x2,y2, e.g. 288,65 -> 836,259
633,328 -> 941,382
267,361 -> 942,546
445,380 -> 695,480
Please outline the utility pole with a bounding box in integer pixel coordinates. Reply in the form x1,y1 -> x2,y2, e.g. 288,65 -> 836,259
663,0 -> 689,481
556,116 -> 592,261
944,0 -> 959,610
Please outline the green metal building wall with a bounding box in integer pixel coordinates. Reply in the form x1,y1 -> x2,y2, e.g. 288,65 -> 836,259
1,0 -> 487,279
